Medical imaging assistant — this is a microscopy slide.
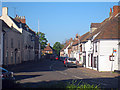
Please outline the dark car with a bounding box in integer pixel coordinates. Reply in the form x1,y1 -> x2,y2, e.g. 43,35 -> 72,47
50,55 -> 56,60
64,58 -> 77,68
0,67 -> 15,81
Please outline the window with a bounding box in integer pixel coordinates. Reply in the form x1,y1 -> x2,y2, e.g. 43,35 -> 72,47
95,43 -> 97,52
11,52 -> 13,64
11,38 -> 13,48
80,45 -> 82,52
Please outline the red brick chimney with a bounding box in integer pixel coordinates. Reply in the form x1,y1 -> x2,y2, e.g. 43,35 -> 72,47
76,33 -> 78,38
109,8 -> 113,17
113,6 -> 120,17
20,16 -> 26,24
15,15 -> 26,24
48,43 -> 50,46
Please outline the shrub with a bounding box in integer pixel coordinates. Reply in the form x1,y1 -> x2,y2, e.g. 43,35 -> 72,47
66,80 -> 100,90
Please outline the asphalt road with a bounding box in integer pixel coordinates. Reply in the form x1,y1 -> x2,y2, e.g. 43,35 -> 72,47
12,59 -> 120,88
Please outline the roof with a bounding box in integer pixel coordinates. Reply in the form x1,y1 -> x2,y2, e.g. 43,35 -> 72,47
90,23 -> 101,28
10,16 -> 36,35
44,45 -> 54,51
0,19 -> 9,29
94,15 -> 120,40
72,40 -> 79,46
80,32 -> 90,43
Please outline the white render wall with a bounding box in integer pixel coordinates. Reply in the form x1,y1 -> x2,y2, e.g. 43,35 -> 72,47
85,40 -> 91,68
99,40 -> 119,71
64,44 -> 70,57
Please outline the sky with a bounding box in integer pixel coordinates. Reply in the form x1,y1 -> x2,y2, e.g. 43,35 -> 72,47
1,2 -> 119,46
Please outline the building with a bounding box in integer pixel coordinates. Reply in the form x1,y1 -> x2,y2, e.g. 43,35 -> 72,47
0,20 -> 3,66
0,7 -> 39,66
0,19 -> 22,65
42,43 -> 55,55
85,5 -> 120,71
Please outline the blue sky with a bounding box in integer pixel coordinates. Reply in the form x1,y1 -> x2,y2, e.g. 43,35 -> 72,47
2,2 -> 118,46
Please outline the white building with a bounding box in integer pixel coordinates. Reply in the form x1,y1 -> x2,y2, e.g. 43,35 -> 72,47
86,6 -> 120,71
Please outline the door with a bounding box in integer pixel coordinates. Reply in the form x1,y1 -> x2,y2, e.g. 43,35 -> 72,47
91,54 -> 93,67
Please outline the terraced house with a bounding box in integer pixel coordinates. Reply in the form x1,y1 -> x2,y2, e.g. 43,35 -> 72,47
0,7 -> 40,66
61,5 -> 120,72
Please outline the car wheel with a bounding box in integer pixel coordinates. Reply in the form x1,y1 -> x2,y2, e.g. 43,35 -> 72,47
66,65 -> 67,67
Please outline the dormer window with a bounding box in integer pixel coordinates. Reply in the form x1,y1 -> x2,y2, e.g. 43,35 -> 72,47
20,23 -> 22,28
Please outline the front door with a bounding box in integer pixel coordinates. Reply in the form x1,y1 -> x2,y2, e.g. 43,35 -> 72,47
91,54 -> 93,67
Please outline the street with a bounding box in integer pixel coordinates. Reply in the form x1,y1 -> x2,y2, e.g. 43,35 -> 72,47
8,59 -> 120,88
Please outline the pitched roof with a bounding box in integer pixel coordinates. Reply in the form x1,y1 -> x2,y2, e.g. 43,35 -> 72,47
10,16 -> 36,35
44,45 -> 54,51
90,23 -> 101,28
79,32 -> 90,43
94,15 -> 120,40
72,39 -> 79,46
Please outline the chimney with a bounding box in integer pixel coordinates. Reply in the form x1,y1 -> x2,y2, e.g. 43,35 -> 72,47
113,6 -> 120,17
66,40 -> 68,44
70,38 -> 72,41
20,16 -> 26,23
76,33 -> 78,38
109,8 -> 113,17
48,43 -> 50,46
2,7 -> 8,16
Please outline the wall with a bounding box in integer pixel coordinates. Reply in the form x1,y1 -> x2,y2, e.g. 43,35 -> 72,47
99,40 -> 118,71
0,30 -> 3,65
3,27 -> 22,65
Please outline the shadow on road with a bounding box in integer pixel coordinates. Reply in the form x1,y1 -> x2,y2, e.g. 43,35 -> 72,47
15,75 -> 42,81
6,59 -> 69,73
17,76 -> 120,89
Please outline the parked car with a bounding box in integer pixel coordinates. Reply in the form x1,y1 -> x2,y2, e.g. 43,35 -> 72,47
50,55 -> 56,60
0,67 -> 15,81
64,58 -> 77,68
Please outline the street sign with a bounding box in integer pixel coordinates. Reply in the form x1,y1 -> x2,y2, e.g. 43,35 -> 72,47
109,55 -> 115,61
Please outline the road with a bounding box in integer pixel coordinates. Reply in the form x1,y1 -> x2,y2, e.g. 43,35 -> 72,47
12,59 -> 120,88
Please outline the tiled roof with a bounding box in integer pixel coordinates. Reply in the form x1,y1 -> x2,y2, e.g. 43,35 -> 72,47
10,16 -> 35,35
72,40 -> 79,46
90,23 -> 101,28
80,32 -> 90,43
94,15 -> 120,40
44,45 -> 54,51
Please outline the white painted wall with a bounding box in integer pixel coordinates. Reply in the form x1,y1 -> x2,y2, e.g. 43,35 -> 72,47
64,44 -> 70,57
85,40 -> 91,68
0,7 -> 22,33
99,40 -> 119,71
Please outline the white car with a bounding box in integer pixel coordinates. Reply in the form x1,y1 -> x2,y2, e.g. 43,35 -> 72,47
65,58 -> 77,68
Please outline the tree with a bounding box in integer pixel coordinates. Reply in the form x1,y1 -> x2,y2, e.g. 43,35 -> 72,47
53,42 -> 64,56
36,32 -> 48,49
